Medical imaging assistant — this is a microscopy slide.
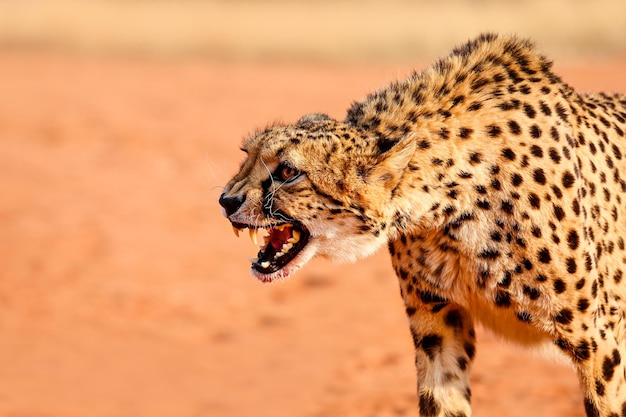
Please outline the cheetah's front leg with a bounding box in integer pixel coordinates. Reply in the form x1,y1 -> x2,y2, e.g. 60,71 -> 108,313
403,292 -> 476,417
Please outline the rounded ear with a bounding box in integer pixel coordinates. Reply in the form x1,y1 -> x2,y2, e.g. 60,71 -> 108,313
297,113 -> 332,124
368,138 -> 416,189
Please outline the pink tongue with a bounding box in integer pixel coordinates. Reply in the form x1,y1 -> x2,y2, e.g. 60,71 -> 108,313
269,227 -> 292,250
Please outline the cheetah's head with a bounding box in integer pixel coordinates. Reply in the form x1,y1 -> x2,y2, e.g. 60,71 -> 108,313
219,113 -> 416,282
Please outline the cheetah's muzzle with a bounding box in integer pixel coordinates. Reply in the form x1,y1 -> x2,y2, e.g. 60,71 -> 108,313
231,221 -> 310,281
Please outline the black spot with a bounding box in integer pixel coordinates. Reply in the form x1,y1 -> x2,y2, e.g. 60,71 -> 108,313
555,308 -> 573,324
502,148 -> 516,160
523,103 -> 537,118
528,193 -> 541,209
444,309 -> 464,331
575,340 -> 591,361
539,102 -> 552,116
459,127 -> 473,139
501,200 -> 514,214
487,125 -> 502,137
595,379 -> 605,396
572,199 -> 580,216
523,285 -> 541,300
421,334 -> 443,359
530,125 -> 542,138
406,306 -> 417,316
562,171 -> 575,188
533,168 -> 546,185
531,226 -> 542,237
578,298 -> 590,312
464,342 -> 475,360
566,258 -> 577,274
538,248 -> 551,263
516,311 -> 531,323
602,356 -> 616,381
451,95 -> 466,107
376,137 -> 399,154
491,178 -> 501,190
584,398 -> 600,417
468,101 -> 482,111
567,230 -> 580,250
550,126 -> 560,142
418,139 -> 431,149
554,279 -> 566,294
522,258 -> 533,270
612,349 -> 621,365
612,144 -> 623,160
591,280 -> 598,298
615,270 -> 623,284
475,185 -> 487,194
508,120 -> 521,135
530,145 -> 543,158
554,205 -> 565,221
479,249 -> 501,260
549,148 -> 561,163
471,77 -> 490,91
419,291 -> 449,304
476,199 -> 491,210
469,152 -> 482,164
555,103 -> 568,122
495,290 -> 511,307
419,392 -> 440,417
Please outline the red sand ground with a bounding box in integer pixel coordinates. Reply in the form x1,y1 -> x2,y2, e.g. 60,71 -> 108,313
1,51 -> 625,417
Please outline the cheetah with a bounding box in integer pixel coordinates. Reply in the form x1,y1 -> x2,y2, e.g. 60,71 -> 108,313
219,34 -> 626,417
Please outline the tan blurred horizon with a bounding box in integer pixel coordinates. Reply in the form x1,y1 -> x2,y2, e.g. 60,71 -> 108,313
0,0 -> 625,61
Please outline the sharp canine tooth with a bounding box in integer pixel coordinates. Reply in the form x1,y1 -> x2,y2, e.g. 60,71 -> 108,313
292,230 -> 301,242
261,261 -> 270,268
249,228 -> 258,245
232,226 -> 240,237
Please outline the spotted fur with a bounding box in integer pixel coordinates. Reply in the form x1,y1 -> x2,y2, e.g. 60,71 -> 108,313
220,34 -> 626,416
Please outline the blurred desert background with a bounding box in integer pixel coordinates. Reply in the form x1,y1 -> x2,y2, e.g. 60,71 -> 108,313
1,1 -> 625,416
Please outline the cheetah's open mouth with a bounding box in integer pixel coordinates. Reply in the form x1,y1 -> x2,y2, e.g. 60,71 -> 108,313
231,221 -> 310,280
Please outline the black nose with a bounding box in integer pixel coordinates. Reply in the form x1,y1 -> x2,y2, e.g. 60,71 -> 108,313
219,193 -> 246,217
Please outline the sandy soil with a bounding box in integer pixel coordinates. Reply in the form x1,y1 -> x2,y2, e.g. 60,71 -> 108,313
1,51 -> 625,417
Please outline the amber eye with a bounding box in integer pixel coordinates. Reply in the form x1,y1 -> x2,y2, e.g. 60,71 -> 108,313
275,163 -> 300,182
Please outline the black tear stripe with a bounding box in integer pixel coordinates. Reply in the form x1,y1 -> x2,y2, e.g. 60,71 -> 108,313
309,182 -> 345,208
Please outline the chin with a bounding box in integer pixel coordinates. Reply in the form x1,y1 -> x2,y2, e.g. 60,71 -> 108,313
246,228 -> 387,283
